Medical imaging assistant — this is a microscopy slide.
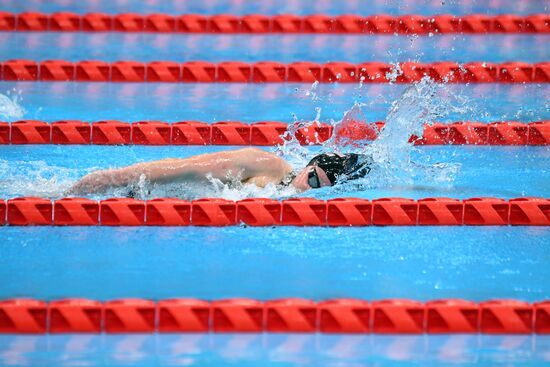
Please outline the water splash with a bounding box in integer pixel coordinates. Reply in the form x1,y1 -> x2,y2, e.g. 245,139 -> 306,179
363,77 -> 467,187
102,173 -> 299,201
0,79 -> 470,200
280,77 -> 470,196
0,89 -> 26,120
274,106 -> 323,168
0,160 -> 74,198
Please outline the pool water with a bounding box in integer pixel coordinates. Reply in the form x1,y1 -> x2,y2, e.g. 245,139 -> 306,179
1,145 -> 550,199
0,0 -> 549,366
1,225 -> 549,302
1,0 -> 546,16
1,334 -> 549,367
1,33 -> 549,63
1,82 -> 549,123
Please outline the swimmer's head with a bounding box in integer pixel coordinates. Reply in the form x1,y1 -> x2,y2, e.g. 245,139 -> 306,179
291,153 -> 371,190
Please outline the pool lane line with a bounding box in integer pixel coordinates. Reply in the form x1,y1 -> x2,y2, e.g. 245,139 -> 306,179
0,298 -> 548,334
1,197 -> 549,226
1,60 -> 548,83
1,12 -> 548,34
1,120 -> 548,146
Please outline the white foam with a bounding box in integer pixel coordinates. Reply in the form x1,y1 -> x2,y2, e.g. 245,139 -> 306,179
0,89 -> 26,121
278,77 -> 468,195
0,159 -> 74,198
1,79 -> 470,200
359,77 -> 467,188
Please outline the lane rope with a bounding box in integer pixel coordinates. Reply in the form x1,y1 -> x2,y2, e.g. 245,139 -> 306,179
1,12 -> 548,34
1,120 -> 548,145
0,297 -> 548,334
1,197 -> 549,226
1,60 -> 549,83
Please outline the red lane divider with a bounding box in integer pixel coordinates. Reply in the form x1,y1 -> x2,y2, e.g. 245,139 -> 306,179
2,12 -> 548,34
1,197 -> 549,226
0,298 -> 548,334
2,60 -> 549,83
212,298 -> 263,332
104,299 -> 155,333
0,120 -> 548,146
48,299 -> 102,333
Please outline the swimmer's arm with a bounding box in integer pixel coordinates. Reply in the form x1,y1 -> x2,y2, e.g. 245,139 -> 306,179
68,158 -> 216,195
131,148 -> 288,185
66,166 -> 146,195
68,148 -> 286,194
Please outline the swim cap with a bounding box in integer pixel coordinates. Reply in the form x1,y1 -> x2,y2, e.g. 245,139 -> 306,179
306,153 -> 371,185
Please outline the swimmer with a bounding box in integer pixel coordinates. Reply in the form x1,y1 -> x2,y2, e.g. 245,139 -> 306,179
67,148 -> 372,196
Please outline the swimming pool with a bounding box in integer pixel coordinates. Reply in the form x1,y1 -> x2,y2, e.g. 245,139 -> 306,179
0,0 -> 549,366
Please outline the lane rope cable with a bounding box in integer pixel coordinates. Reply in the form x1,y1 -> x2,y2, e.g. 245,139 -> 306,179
0,297 -> 548,334
1,60 -> 549,83
1,197 -> 549,226
1,120 -> 548,145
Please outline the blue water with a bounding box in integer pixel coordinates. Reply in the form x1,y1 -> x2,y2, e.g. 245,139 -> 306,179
2,33 -> 549,63
0,0 -> 547,16
0,334 -> 549,367
1,145 -> 549,200
1,225 -> 549,301
1,0 -> 550,366
2,82 -> 549,123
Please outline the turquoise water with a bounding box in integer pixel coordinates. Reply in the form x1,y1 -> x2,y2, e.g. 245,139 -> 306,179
1,145 -> 549,200
1,334 -> 549,367
1,82 -> 548,123
1,226 -> 549,301
2,0 -> 547,15
1,33 -> 549,63
1,0 -> 549,366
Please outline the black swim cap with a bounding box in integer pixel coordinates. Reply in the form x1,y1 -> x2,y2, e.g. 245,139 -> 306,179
306,153 -> 371,185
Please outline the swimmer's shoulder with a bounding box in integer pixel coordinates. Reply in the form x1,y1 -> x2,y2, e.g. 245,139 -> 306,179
236,147 -> 273,156
236,147 -> 293,176
235,147 -> 285,162
252,148 -> 292,171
